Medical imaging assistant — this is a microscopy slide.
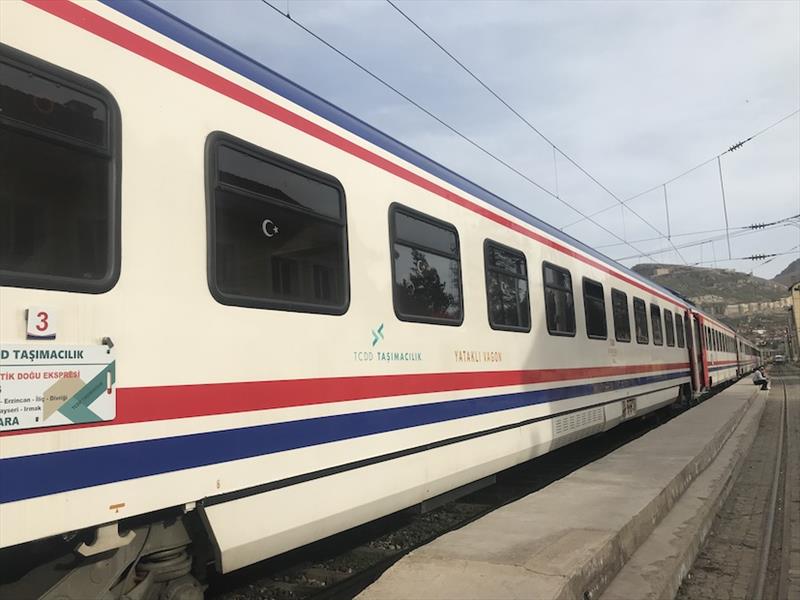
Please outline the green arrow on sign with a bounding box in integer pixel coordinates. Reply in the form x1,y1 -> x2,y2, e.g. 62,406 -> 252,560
58,361 -> 116,424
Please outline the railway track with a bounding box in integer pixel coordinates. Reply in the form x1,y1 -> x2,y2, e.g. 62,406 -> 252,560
754,365 -> 798,600
208,387 -> 727,600
676,365 -> 798,600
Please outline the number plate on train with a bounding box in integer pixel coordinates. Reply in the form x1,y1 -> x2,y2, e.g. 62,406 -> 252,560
623,397 -> 637,418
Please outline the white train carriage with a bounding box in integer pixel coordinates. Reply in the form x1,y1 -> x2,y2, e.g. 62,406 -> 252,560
737,335 -> 761,374
695,314 -> 739,387
0,1 -> 736,597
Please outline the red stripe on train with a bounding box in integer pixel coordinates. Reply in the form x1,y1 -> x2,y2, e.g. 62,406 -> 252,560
0,362 -> 690,437
25,0 -> 687,310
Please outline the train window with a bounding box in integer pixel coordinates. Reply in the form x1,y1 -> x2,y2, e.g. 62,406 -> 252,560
611,289 -> 631,342
542,263 -> 576,336
207,133 -> 349,313
675,314 -> 685,348
664,310 -> 675,347
650,304 -> 663,346
484,241 -> 530,332
582,278 -> 607,339
0,47 -> 120,293
390,204 -> 462,325
633,297 -> 649,344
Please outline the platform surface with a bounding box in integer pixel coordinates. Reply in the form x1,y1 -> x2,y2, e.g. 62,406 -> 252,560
358,381 -> 762,600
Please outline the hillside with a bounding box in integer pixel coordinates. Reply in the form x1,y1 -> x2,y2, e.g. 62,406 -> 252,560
631,263 -> 789,305
773,257 -> 800,287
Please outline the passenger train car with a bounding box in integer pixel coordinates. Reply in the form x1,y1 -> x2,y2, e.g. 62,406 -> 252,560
0,1 -> 764,597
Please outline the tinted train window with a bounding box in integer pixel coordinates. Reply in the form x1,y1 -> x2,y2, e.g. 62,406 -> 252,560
543,263 -> 575,336
675,313 -> 685,348
484,241 -> 530,332
633,297 -> 649,344
207,134 -> 349,313
0,48 -> 120,292
611,289 -> 631,342
664,310 -> 675,347
390,205 -> 462,325
650,304 -> 663,346
582,278 -> 607,339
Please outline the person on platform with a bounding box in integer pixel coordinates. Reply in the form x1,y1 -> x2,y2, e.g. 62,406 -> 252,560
752,368 -> 770,391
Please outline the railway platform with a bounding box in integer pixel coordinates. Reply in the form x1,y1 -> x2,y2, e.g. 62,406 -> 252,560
358,380 -> 769,600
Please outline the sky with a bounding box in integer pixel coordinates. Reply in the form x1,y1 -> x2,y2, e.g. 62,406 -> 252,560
153,0 -> 800,279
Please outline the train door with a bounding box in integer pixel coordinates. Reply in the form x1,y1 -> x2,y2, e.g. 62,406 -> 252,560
693,312 -> 710,389
734,336 -> 742,377
685,311 -> 701,393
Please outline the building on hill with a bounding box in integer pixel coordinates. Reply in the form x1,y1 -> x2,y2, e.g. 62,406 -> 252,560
724,297 -> 793,317
788,281 -> 800,363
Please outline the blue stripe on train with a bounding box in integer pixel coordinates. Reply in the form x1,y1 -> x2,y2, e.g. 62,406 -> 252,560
98,0 -> 684,305
0,370 -> 689,503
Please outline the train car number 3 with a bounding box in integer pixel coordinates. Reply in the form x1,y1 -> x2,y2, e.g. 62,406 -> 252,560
26,307 -> 57,340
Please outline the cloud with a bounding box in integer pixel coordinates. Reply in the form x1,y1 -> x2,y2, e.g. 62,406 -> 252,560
153,0 -> 799,277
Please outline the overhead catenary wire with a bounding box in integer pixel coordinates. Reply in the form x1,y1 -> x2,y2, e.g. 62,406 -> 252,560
689,245 -> 800,267
613,219 -> 799,262
259,0 -> 660,261
597,213 -> 800,249
385,0 -> 688,263
561,108 -> 800,230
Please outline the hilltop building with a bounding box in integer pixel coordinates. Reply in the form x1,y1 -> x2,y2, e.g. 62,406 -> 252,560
789,281 -> 800,363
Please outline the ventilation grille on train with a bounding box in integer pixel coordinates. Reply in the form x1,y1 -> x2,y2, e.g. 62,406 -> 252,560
553,406 -> 603,436
551,406 -> 605,448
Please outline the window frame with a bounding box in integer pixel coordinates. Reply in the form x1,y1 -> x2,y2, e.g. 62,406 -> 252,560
388,203 -> 463,326
483,239 -> 531,333
650,304 -> 664,346
0,44 -> 122,294
542,261 -> 576,337
205,131 -> 350,314
664,309 -> 675,347
611,288 -> 631,343
675,313 -> 685,348
633,297 -> 649,344
582,277 -> 607,340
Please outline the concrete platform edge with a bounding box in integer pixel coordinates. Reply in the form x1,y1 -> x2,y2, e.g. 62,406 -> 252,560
567,387 -> 760,600
359,384 -> 761,600
600,389 -> 766,600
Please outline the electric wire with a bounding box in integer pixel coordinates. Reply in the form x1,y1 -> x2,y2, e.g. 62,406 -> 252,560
259,0 -> 659,261
562,108 -> 800,229
385,0 -> 688,263
690,245 -> 799,266
613,220 -> 799,262
598,213 -> 800,249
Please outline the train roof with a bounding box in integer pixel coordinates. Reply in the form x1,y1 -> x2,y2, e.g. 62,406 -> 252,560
110,0 -> 693,309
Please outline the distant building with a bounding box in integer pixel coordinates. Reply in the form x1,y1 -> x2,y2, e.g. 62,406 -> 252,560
789,281 -> 800,363
723,296 -> 792,317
